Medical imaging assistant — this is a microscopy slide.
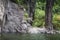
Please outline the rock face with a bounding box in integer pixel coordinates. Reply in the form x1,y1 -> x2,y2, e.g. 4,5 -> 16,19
0,0 -> 5,33
0,0 -> 25,33
0,0 -> 4,21
0,0 -> 33,33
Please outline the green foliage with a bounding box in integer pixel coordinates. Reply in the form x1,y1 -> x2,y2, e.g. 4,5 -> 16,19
53,4 -> 60,14
24,12 -> 29,19
36,0 -> 46,10
53,14 -> 60,30
32,0 -> 45,27
35,9 -> 45,19
32,9 -> 45,27
32,0 -> 60,30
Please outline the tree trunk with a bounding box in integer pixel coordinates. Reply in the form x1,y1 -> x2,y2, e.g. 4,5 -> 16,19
45,0 -> 54,30
29,0 -> 36,20
27,0 -> 36,25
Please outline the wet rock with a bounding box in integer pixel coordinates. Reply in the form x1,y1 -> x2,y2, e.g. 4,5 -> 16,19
28,27 -> 39,34
55,30 -> 60,34
21,20 -> 30,33
28,27 -> 46,34
22,24 -> 27,30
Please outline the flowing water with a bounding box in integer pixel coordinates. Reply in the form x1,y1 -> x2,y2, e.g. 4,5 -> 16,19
0,33 -> 60,40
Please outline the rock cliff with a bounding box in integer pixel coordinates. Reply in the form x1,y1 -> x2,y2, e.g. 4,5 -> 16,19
0,0 -> 25,33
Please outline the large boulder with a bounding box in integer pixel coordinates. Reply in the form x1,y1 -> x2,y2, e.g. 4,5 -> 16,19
0,0 -> 24,33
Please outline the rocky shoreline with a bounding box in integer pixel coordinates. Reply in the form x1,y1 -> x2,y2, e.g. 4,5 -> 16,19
0,21 -> 60,34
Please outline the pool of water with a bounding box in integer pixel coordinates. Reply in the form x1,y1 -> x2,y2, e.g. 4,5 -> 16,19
1,33 -> 60,40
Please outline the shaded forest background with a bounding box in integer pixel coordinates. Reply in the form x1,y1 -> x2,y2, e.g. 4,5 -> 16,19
10,0 -> 60,30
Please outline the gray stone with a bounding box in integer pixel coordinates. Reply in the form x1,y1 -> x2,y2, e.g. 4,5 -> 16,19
0,0 -> 24,33
27,27 -> 46,34
0,0 -> 4,21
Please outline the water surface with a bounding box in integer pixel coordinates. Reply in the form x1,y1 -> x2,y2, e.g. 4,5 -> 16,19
1,33 -> 60,40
